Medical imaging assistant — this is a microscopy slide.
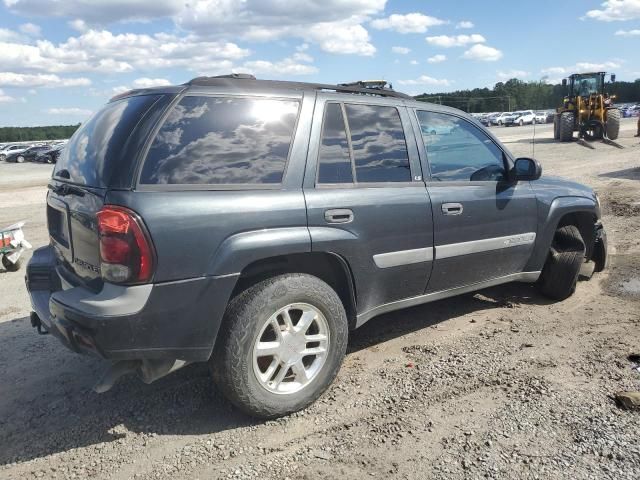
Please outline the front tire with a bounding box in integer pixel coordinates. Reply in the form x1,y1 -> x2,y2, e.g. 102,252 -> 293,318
211,273 -> 348,419
537,225 -> 585,300
606,108 -> 620,140
559,111 -> 574,142
16,155 -> 25,163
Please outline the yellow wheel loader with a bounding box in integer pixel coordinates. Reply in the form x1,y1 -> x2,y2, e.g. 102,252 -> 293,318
553,72 -> 620,143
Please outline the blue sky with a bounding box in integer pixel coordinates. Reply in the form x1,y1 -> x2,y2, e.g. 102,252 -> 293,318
0,0 -> 638,126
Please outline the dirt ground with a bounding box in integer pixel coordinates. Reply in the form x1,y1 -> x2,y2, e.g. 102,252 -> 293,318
1,120 -> 639,480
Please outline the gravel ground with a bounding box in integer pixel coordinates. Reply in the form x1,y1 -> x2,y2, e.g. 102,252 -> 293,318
0,120 -> 639,480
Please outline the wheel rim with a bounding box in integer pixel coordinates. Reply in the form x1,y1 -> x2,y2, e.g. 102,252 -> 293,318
17,156 -> 24,163
252,302 -> 330,395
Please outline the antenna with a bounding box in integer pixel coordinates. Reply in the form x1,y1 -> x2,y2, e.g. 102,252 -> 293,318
531,114 -> 537,158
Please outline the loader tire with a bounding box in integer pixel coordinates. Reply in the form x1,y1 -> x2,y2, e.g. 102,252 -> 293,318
606,108 -> 620,140
559,112 -> 574,142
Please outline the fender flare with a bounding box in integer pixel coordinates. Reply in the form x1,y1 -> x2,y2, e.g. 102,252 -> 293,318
524,196 -> 598,272
206,227 -> 311,277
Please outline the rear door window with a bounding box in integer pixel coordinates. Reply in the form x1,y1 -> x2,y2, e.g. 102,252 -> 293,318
54,94 -> 161,187
316,102 -> 411,185
140,96 -> 299,185
345,104 -> 411,183
317,103 -> 354,184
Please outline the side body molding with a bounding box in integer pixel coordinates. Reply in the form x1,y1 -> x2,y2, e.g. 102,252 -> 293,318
207,227 -> 312,276
525,196 -> 598,272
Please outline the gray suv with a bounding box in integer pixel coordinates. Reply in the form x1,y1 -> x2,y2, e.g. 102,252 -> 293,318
26,75 -> 607,418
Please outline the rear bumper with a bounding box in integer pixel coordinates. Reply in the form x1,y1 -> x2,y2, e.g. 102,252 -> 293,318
26,246 -> 238,362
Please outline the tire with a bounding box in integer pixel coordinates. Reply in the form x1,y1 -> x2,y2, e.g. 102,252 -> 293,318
537,225 -> 585,301
559,111 -> 574,142
211,273 -> 348,419
498,120 -> 503,126
606,108 -> 620,140
0,154 -> 5,161
519,119 -> 524,126
553,115 -> 560,140
16,155 -> 25,163
2,255 -> 21,272
45,155 -> 53,164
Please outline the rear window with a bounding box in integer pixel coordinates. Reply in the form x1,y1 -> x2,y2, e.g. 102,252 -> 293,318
139,96 -> 299,185
54,94 -> 161,187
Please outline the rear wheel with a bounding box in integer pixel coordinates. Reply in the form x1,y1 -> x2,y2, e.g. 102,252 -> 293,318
537,225 -> 585,300
606,108 -> 621,140
559,111 -> 574,142
519,119 -> 524,126
211,273 -> 348,419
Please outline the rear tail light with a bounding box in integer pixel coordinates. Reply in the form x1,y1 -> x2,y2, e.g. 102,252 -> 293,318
96,206 -> 155,284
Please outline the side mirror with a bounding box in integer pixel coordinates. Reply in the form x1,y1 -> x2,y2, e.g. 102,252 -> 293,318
562,78 -> 567,86
512,157 -> 542,181
611,74 -> 616,83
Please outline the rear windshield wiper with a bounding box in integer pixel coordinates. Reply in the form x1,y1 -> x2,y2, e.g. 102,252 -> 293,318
47,183 -> 85,197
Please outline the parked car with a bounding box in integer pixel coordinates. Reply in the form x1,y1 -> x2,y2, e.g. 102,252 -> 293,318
26,74 -> 608,419
481,113 -> 499,126
534,111 -> 548,124
491,112 -> 511,126
0,144 -> 29,161
35,144 -> 65,164
546,111 -> 556,124
504,110 -> 536,126
5,145 -> 50,163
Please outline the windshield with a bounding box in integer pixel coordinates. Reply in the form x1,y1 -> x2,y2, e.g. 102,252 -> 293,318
573,76 -> 601,97
54,94 -> 161,187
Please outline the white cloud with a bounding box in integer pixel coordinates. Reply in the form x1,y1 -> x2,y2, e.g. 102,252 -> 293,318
0,72 -> 91,88
462,44 -> 503,61
0,30 -> 249,74
541,61 -> 622,77
398,75 -> 451,87
410,60 -> 418,65
132,77 -> 172,88
19,23 -> 41,36
615,28 -> 640,35
392,46 -> 411,55
5,0 -> 184,24
243,56 -> 318,76
68,19 -> 88,32
584,0 -> 640,21
46,107 -> 93,116
370,13 -> 447,33
497,70 -> 530,80
426,34 -> 486,48
456,21 -> 474,29
427,54 -> 446,63
0,28 -> 24,42
0,88 -> 17,102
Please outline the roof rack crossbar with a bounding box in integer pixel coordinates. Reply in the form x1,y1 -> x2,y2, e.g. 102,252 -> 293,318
186,76 -> 413,99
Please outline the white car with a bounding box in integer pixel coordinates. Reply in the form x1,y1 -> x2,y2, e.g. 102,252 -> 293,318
534,111 -> 548,124
504,110 -> 536,127
491,112 -> 512,126
0,144 -> 29,161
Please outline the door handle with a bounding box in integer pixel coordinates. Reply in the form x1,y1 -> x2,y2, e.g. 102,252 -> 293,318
324,209 -> 354,224
441,203 -> 463,215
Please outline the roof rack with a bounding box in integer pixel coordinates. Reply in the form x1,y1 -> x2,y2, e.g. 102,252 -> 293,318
186,74 -> 413,99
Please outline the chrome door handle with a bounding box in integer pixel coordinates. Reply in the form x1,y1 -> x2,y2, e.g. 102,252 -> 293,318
324,209 -> 354,224
442,203 -> 463,215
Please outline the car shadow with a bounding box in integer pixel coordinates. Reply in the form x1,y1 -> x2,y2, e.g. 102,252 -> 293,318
0,281 -> 550,465
599,167 -> 640,180
348,281 -> 550,353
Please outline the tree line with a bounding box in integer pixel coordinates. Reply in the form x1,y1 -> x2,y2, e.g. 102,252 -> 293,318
414,78 -> 640,113
0,124 -> 80,143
